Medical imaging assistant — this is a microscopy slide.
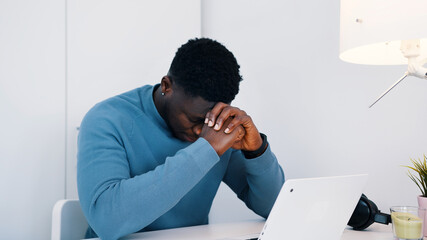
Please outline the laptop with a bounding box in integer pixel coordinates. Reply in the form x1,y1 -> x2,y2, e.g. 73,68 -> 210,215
223,174 -> 368,240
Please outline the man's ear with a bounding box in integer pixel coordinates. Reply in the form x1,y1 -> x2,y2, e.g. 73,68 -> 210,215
160,76 -> 173,95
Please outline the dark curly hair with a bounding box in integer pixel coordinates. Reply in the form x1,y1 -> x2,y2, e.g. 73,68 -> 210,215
168,38 -> 242,103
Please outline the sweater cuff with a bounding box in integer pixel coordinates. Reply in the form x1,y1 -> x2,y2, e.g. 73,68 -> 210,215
243,143 -> 277,176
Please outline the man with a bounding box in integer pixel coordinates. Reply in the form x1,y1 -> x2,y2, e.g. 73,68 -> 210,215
77,38 -> 284,240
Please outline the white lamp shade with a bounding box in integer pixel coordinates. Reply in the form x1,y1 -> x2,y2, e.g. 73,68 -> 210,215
340,0 -> 427,65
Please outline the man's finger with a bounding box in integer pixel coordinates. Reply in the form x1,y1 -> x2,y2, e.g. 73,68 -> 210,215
213,106 -> 243,131
205,102 -> 228,127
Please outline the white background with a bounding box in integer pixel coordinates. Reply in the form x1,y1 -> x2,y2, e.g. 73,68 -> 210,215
1,0 -> 427,239
207,0 -> 427,223
0,0 -> 66,239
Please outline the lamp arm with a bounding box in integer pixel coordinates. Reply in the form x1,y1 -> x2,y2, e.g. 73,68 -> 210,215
407,57 -> 427,79
369,40 -> 426,108
369,57 -> 427,108
369,73 -> 408,108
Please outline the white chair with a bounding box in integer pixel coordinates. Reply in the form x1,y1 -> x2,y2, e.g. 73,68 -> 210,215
51,199 -> 88,240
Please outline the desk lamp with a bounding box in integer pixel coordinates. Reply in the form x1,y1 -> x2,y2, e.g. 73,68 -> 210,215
339,0 -> 427,107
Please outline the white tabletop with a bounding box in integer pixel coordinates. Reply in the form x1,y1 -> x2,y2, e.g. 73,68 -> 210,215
92,220 -> 395,240
341,224 -> 393,240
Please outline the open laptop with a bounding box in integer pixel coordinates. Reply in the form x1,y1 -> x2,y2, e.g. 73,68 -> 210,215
223,174 -> 368,240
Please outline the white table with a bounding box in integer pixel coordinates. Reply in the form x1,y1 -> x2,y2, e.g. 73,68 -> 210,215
91,220 -> 395,240
341,223 -> 393,240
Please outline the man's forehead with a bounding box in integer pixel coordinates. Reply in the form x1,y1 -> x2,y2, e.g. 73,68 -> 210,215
171,83 -> 215,116
184,95 -> 215,116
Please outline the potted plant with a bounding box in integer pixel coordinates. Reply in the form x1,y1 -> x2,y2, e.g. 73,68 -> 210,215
404,154 -> 427,236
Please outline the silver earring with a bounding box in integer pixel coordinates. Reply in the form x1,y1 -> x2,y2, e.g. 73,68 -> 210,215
161,92 -> 165,96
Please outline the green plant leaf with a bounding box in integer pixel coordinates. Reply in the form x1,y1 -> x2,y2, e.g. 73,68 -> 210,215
404,155 -> 427,197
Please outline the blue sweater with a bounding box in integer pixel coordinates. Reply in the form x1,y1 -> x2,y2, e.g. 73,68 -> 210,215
77,85 -> 285,240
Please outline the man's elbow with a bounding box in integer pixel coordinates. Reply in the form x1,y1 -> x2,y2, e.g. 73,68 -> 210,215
86,208 -> 126,240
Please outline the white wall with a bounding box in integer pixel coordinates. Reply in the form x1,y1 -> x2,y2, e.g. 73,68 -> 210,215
3,0 -> 427,238
0,0 -> 66,239
205,0 -> 427,223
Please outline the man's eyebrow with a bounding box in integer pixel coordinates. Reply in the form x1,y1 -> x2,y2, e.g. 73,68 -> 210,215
190,115 -> 205,121
186,112 -> 205,121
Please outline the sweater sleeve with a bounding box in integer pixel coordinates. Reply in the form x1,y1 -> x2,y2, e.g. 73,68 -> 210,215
222,143 -> 285,218
77,114 -> 219,240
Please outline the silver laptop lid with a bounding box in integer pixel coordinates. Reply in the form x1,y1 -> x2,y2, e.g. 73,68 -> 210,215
259,174 -> 368,240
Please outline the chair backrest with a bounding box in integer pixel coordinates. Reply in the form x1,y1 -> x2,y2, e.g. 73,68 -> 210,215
51,199 -> 88,240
